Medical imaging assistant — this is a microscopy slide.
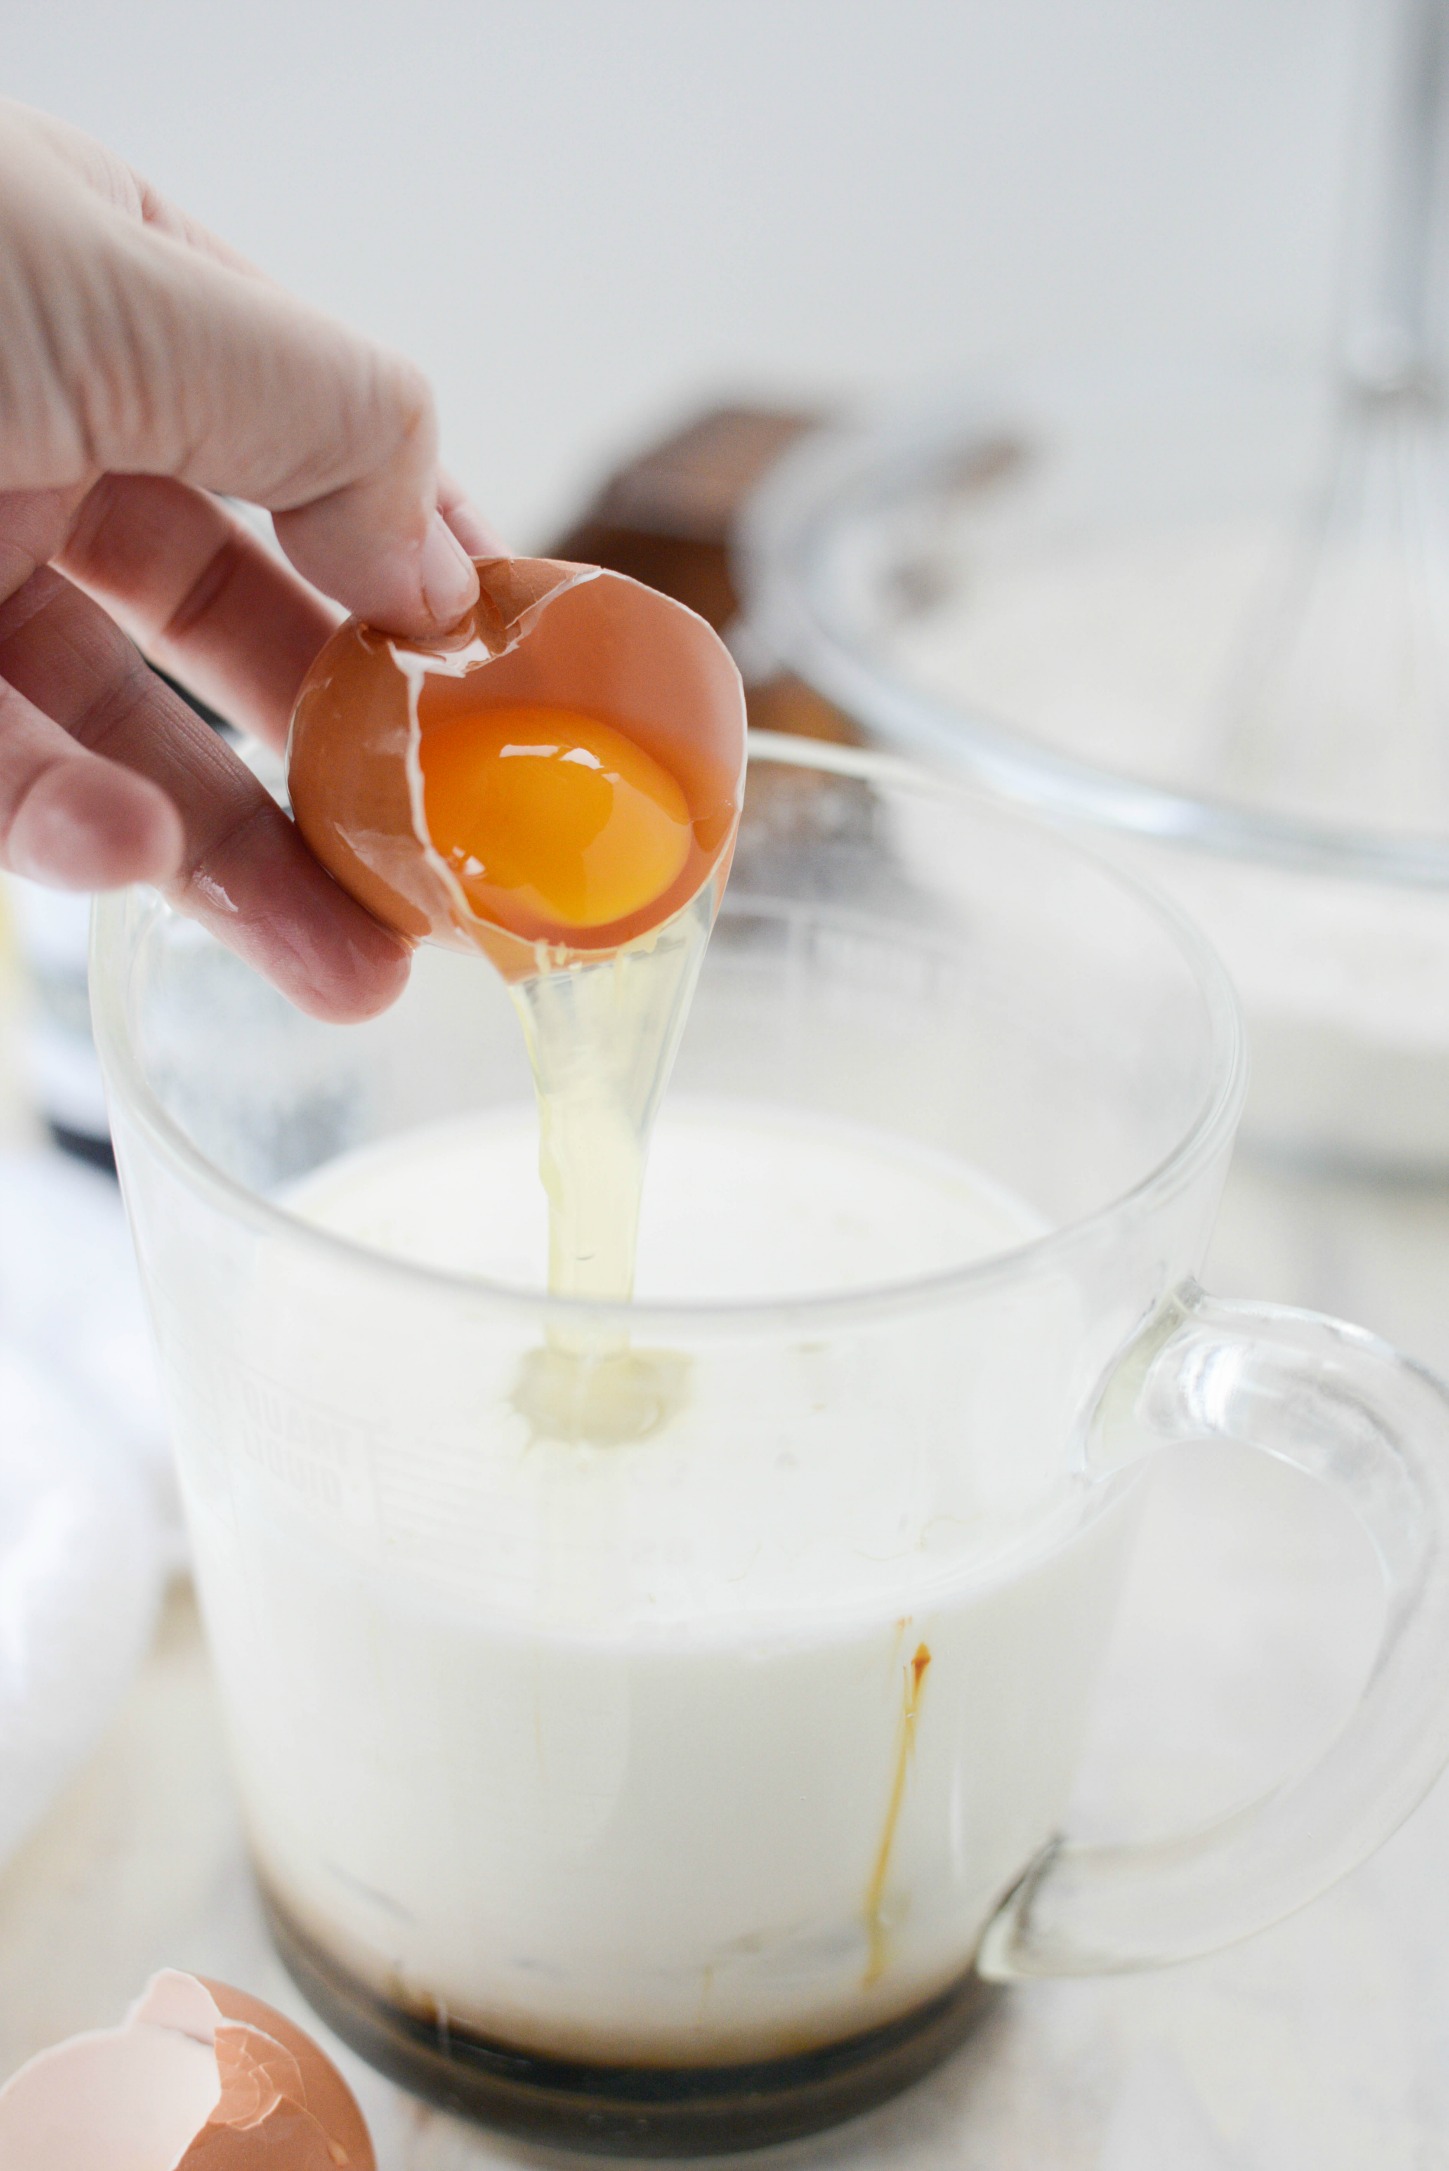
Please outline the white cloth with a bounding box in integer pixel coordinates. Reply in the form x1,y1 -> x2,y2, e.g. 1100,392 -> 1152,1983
0,1150 -> 172,1871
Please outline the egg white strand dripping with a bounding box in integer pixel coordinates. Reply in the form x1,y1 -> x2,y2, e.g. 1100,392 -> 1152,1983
509,884 -> 714,1311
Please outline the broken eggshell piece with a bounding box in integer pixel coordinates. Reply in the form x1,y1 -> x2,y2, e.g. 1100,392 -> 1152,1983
0,1969 -> 374,2170
287,557 -> 748,979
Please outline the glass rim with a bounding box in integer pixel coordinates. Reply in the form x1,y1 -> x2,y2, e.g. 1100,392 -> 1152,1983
739,408 -> 1449,888
90,732 -> 1247,1336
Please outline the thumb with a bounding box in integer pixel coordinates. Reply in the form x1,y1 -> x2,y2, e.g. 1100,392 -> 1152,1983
42,189 -> 479,635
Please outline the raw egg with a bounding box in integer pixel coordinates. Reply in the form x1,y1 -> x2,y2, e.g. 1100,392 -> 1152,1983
0,1970 -> 374,2169
288,557 -> 746,977
420,703 -> 692,935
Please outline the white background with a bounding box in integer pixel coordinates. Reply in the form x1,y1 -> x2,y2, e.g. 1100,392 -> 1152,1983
5,2 -> 1365,544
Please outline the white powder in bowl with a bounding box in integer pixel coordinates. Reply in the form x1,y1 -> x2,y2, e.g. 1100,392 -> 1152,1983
885,519 -> 1449,1169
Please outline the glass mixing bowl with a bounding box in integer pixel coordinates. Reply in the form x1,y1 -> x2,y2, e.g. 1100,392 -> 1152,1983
738,376 -> 1449,1171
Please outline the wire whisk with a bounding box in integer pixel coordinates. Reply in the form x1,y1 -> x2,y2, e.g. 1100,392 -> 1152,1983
1217,0 -> 1449,833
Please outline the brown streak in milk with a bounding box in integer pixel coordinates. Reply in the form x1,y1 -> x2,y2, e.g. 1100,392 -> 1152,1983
864,1641 -> 932,1987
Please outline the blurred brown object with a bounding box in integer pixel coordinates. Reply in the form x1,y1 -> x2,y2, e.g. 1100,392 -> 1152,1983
549,405 -> 862,745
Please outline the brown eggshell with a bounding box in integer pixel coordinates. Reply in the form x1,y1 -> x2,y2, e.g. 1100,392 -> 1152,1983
199,1980 -> 373,2170
0,1969 -> 374,2170
287,557 -> 747,977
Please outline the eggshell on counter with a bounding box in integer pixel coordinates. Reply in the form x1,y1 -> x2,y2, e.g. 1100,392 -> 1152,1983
287,556 -> 747,976
0,1969 -> 374,2169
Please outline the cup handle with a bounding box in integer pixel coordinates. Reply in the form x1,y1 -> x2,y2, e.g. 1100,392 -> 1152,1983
977,1281 -> 1449,1979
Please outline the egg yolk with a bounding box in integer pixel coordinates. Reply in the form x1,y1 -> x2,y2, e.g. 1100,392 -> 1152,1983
418,704 -> 693,936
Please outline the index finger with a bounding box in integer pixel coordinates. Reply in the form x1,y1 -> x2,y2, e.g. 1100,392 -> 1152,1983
122,225 -> 481,637
0,566 -> 410,1020
0,125 -> 481,639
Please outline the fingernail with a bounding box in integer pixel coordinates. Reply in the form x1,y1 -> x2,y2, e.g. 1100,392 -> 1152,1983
419,512 -> 479,625
448,498 -> 509,559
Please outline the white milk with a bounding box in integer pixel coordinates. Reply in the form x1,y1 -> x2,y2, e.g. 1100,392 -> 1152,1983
183,1104 -> 1135,2066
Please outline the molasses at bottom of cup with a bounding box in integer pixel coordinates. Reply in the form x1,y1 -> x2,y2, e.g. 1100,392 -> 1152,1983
262,1883 -> 999,2158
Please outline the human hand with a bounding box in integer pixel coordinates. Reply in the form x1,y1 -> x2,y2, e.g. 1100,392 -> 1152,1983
0,99 -> 498,1019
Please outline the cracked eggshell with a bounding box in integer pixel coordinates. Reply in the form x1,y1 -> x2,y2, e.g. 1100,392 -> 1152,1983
287,556 -> 747,976
0,1969 -> 374,2170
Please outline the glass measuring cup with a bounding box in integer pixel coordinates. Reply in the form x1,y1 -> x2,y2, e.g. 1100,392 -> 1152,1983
91,736 -> 1449,2155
